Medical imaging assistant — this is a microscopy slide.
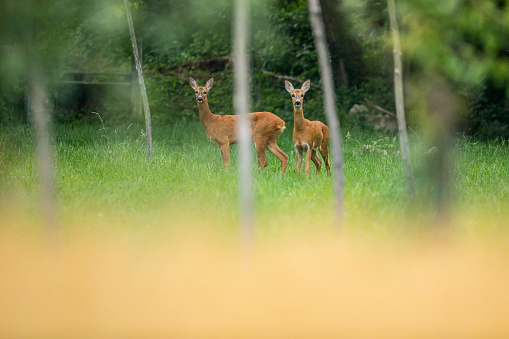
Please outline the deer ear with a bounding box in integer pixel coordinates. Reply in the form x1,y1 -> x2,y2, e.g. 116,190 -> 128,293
301,79 -> 311,93
285,80 -> 294,93
189,77 -> 197,90
205,78 -> 214,91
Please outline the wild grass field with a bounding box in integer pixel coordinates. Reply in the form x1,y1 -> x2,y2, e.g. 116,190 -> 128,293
1,120 -> 509,337
1,120 -> 508,231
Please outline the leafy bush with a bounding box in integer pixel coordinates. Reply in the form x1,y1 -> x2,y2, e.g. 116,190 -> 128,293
466,81 -> 509,139
253,0 -> 319,81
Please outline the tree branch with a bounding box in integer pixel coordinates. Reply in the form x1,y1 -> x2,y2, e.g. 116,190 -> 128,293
261,69 -> 320,88
364,98 -> 397,118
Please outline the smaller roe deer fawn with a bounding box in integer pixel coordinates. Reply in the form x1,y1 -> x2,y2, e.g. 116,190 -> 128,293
190,77 -> 288,174
285,79 -> 331,178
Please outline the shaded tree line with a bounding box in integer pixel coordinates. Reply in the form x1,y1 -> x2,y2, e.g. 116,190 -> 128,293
1,0 -> 508,139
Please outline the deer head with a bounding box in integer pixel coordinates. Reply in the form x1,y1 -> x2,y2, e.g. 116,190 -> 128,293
285,79 -> 310,108
189,77 -> 214,103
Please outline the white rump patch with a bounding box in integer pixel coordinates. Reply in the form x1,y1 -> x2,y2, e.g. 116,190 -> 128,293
295,143 -> 310,153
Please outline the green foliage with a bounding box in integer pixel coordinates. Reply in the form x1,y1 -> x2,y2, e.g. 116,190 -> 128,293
0,81 -> 26,125
346,0 -> 393,81
1,0 -> 508,140
398,0 -> 509,138
253,0 -> 319,81
400,0 -> 509,88
339,76 -> 394,111
62,2 -> 132,71
0,0 -> 134,123
466,81 -> 509,139
139,0 -> 233,69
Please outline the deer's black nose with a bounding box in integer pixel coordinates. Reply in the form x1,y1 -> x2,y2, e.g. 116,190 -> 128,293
295,100 -> 301,106
197,96 -> 203,102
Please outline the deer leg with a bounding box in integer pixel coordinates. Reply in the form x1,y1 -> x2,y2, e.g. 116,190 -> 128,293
311,149 -> 322,176
320,147 -> 331,177
218,143 -> 230,169
255,142 -> 268,170
320,128 -> 331,177
296,148 -> 303,176
267,143 -> 288,175
304,148 -> 312,178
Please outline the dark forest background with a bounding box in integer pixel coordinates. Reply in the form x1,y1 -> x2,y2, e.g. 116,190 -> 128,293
1,0 -> 508,139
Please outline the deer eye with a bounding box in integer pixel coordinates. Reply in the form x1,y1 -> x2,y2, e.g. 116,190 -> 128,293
292,94 -> 295,97
195,91 -> 198,94
203,91 -> 206,94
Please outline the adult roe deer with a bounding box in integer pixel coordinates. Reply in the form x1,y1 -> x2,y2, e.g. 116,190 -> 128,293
190,77 -> 288,174
285,79 -> 330,177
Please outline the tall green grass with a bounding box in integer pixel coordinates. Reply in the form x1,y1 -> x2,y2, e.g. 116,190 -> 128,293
1,120 -> 508,235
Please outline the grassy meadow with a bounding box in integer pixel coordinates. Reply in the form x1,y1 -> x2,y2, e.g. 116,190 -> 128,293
1,119 -> 508,233
1,119 -> 509,337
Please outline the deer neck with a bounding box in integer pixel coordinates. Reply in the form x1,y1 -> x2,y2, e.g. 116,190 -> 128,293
293,105 -> 306,130
197,99 -> 215,127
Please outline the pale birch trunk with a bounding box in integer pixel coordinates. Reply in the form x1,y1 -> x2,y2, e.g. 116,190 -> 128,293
308,0 -> 344,227
124,0 -> 153,159
388,0 -> 415,201
233,0 -> 254,246
30,72 -> 58,236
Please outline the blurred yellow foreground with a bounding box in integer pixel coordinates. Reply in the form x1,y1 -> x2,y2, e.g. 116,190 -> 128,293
1,212 -> 509,338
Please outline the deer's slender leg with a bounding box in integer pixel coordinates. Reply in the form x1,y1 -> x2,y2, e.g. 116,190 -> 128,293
296,147 -> 303,176
304,148 -> 312,178
267,143 -> 288,174
311,149 -> 322,176
320,148 -> 331,176
255,141 -> 268,169
219,142 -> 230,168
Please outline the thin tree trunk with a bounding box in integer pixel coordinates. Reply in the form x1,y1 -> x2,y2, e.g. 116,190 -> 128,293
131,40 -> 143,117
26,0 -> 58,238
308,0 -> 344,228
388,0 -> 415,201
30,72 -> 58,237
123,0 -> 153,159
233,0 -> 254,247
